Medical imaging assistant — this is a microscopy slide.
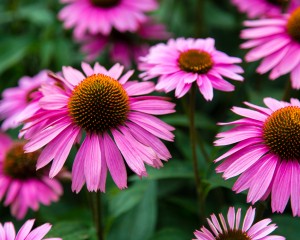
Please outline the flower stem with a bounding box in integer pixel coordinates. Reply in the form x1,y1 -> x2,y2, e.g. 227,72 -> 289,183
195,0 -> 205,37
91,192 -> 104,240
196,133 -> 211,164
189,85 -> 205,221
282,79 -> 291,101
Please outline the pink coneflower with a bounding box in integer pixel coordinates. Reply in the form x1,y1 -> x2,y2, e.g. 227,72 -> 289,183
231,0 -> 299,18
0,219 -> 61,240
77,19 -> 170,68
241,7 -> 300,89
21,62 -> 175,193
0,133 -> 63,220
214,97 -> 300,216
194,206 -> 285,240
58,0 -> 158,38
139,38 -> 244,100
0,70 -> 50,130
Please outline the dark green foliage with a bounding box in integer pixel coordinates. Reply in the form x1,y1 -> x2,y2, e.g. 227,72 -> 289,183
1,0 -> 299,239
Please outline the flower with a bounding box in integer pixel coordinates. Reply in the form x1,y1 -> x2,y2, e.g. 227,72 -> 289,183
231,0 -> 299,18
214,97 -> 300,216
58,0 -> 158,38
139,38 -> 244,100
0,133 -> 63,219
76,19 -> 170,67
241,7 -> 300,89
0,219 -> 61,240
21,62 -> 175,193
194,206 -> 285,240
0,70 -> 50,130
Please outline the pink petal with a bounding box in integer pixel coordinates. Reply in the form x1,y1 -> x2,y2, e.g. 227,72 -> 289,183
198,75 -> 213,101
4,222 -> 16,240
112,129 -> 147,176
271,161 -> 292,213
72,141 -> 87,193
242,207 -> 255,232
102,133 -> 127,189
49,127 -> 80,177
223,145 -> 268,179
62,66 -> 85,86
24,223 -> 52,240
290,161 -> 300,216
16,219 -> 35,240
83,135 -> 102,192
81,62 -> 94,76
227,207 -> 235,230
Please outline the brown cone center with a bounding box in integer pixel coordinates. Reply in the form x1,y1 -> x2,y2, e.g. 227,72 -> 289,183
287,7 -> 300,43
3,143 -> 40,179
267,0 -> 288,6
216,229 -> 251,240
263,106 -> 300,161
68,74 -> 129,134
178,49 -> 213,74
91,0 -> 120,8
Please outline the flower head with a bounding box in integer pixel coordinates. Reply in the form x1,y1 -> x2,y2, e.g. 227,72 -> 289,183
194,206 -> 285,240
0,219 -> 61,240
0,70 -> 50,130
21,62 -> 175,193
0,133 -> 63,219
231,0 -> 299,18
241,7 -> 300,88
214,97 -> 300,216
76,19 -> 170,68
139,38 -> 243,100
58,0 -> 158,38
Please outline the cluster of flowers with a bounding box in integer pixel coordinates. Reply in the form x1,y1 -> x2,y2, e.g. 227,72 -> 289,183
59,0 -> 170,67
0,0 -> 300,239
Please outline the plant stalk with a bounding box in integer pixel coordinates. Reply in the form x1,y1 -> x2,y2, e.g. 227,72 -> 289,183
91,192 -> 104,240
188,85 -> 205,221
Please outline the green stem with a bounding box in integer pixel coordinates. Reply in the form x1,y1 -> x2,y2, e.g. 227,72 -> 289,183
189,85 -> 205,221
91,192 -> 104,240
282,79 -> 291,101
195,0 -> 205,37
180,94 -> 210,164
196,134 -> 211,164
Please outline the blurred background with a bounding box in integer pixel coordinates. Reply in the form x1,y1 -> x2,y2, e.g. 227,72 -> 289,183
0,0 -> 299,239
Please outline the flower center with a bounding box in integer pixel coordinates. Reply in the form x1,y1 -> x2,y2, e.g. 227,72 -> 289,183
287,7 -> 300,43
178,50 -> 213,74
68,74 -> 129,134
216,230 -> 251,240
267,0 -> 288,6
90,0 -> 120,8
3,143 -> 39,179
263,106 -> 300,161
26,87 -> 39,102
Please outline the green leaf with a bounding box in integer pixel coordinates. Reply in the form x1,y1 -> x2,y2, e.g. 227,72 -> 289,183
40,41 -> 55,68
205,1 -> 236,30
161,113 -> 216,130
45,221 -> 93,240
205,170 -> 237,192
129,160 -> 194,181
0,37 -> 29,74
108,181 -> 149,218
107,181 -> 157,240
271,215 -> 300,239
167,197 -> 198,215
18,4 -> 55,26
149,228 -> 192,240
